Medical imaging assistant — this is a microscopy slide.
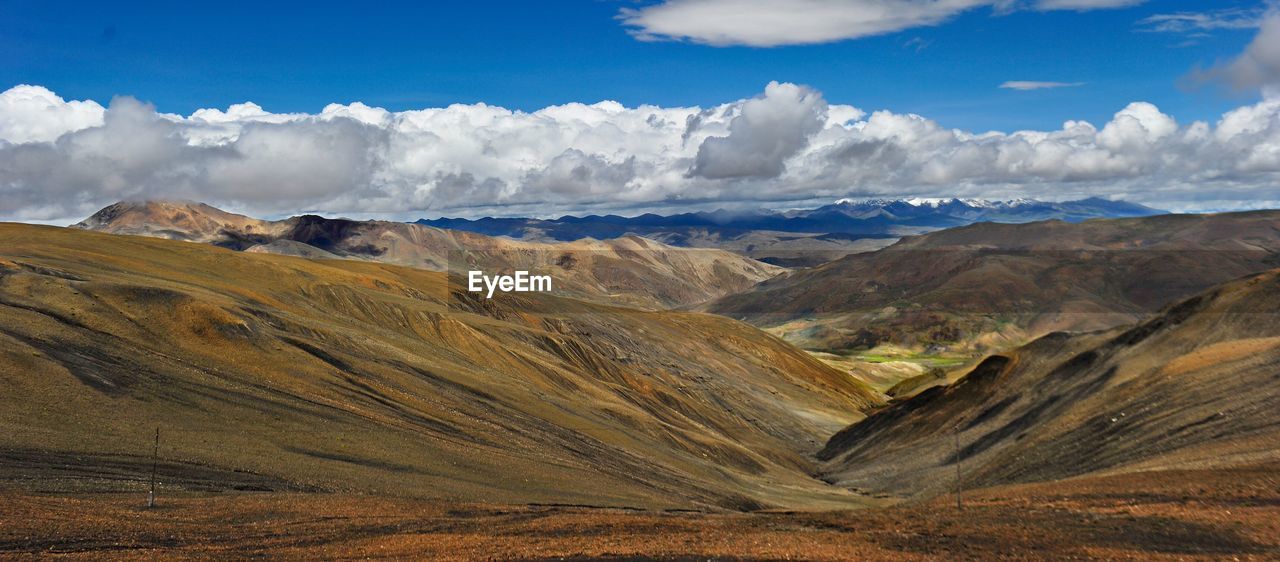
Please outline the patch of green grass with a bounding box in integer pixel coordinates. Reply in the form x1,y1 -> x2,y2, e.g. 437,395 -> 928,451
855,354 -> 896,363
922,357 -> 968,367
853,353 -> 969,367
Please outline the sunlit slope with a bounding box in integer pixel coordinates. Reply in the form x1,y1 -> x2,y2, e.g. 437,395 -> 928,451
75,201 -> 783,309
817,269 -> 1280,499
0,223 -> 878,510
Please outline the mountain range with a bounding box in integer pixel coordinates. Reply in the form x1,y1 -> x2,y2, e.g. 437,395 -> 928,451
418,197 -> 1165,266
3,201 -> 1279,557
3,219 -> 1277,511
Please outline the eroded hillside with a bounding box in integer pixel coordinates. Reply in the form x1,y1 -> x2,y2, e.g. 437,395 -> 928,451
0,223 -> 877,510
818,268 -> 1280,499
709,211 -> 1280,356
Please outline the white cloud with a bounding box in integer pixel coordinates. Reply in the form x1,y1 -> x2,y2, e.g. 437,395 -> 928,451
1096,101 -> 1177,151
618,0 -> 1145,47
1034,0 -> 1143,9
1192,10 -> 1280,92
1000,81 -> 1085,90
0,85 -> 105,144
690,81 -> 827,178
620,0 -> 988,47
1137,7 -> 1263,35
1,82 -> 1279,222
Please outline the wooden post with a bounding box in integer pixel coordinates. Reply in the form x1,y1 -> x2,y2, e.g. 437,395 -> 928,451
147,427 -> 159,508
954,424 -> 962,511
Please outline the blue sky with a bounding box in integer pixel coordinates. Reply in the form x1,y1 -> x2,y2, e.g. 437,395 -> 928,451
1,0 -> 1279,221
0,0 -> 1264,130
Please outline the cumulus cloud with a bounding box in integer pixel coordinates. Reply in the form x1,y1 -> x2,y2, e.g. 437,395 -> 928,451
618,0 -> 1144,47
690,81 -> 827,179
1191,10 -> 1280,92
1,82 -> 1280,222
0,93 -> 384,220
0,85 -> 105,144
1000,81 -> 1085,90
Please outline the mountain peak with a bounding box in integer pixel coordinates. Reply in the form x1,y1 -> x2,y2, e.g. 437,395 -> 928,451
833,197 -> 1039,209
72,200 -> 266,239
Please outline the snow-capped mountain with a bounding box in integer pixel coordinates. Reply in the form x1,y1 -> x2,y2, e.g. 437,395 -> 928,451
832,197 -> 1035,208
826,196 -> 1154,219
811,196 -> 1162,225
420,197 -> 1164,241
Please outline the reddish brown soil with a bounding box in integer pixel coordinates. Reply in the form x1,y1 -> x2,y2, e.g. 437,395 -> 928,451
2,465 -> 1276,561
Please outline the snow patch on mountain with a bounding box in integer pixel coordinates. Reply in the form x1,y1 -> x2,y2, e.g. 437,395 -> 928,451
834,197 -> 1043,209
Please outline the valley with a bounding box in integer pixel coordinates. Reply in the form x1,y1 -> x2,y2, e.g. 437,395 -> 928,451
0,223 -> 877,510
7,5 -> 1280,557
3,210 -> 1279,559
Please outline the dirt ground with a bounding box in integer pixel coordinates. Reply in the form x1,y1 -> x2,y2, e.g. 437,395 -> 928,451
1,465 -> 1276,561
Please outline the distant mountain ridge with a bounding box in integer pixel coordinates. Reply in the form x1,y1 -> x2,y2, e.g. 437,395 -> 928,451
417,198 -> 1164,267
418,197 -> 1164,239
819,196 -> 1160,223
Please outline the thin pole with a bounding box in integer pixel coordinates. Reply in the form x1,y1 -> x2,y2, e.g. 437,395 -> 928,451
954,424 -> 962,511
148,427 -> 159,508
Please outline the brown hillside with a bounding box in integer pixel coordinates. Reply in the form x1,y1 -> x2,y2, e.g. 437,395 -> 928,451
0,223 -> 877,510
708,210 -> 1280,353
74,201 -> 783,309
817,268 -> 1280,499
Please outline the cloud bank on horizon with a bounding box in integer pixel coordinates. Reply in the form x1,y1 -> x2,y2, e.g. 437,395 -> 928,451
2,79 -> 1280,222
2,8 -> 1280,223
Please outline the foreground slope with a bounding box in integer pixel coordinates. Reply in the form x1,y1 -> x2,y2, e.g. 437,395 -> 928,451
0,223 -> 877,510
7,464 -> 1277,560
75,201 -> 782,309
709,210 -> 1280,353
818,269 -> 1280,498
